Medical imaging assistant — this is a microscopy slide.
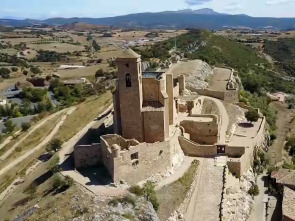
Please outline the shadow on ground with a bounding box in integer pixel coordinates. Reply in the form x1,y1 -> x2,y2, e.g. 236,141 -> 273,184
60,152 -> 112,186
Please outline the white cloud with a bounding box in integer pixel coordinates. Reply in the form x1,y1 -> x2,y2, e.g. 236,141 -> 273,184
224,2 -> 243,11
185,0 -> 212,6
266,0 -> 295,5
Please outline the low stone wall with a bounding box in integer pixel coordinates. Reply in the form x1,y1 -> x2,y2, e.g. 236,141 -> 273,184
195,88 -> 225,100
225,146 -> 245,158
74,144 -> 102,169
178,136 -> 217,157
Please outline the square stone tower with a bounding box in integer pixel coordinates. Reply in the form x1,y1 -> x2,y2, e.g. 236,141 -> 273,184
114,49 -> 144,142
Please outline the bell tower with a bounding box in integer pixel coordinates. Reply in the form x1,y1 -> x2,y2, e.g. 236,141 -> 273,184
115,48 -> 144,142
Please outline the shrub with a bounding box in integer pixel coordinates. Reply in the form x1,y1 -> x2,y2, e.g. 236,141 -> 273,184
270,132 -> 277,141
47,138 -> 63,152
129,185 -> 144,196
4,119 -> 16,133
245,109 -> 259,123
52,174 -> 63,189
11,67 -> 18,72
23,70 -> 28,75
48,155 -> 60,173
21,122 -> 31,131
248,184 -> 259,196
109,194 -> 136,207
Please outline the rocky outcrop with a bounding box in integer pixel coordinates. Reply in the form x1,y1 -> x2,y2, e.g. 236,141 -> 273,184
222,169 -> 255,221
185,61 -> 213,90
91,196 -> 159,221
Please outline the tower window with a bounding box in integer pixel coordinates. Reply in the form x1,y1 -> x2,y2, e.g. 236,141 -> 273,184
126,73 -> 131,87
126,63 -> 129,67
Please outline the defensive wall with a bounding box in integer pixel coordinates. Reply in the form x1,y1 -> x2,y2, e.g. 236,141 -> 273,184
191,67 -> 239,103
179,117 -> 266,177
180,114 -> 219,145
74,127 -> 183,185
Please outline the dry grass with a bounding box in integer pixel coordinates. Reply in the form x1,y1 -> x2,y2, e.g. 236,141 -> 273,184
0,113 -> 64,194
27,42 -> 85,53
55,91 -> 112,142
0,158 -> 93,221
156,160 -> 199,221
57,63 -> 114,80
1,113 -> 63,168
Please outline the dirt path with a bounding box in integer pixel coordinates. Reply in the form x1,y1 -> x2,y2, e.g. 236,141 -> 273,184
0,130 -> 21,150
0,107 -> 76,176
268,102 -> 295,166
0,109 -> 71,161
248,173 -> 267,221
156,156 -> 195,190
185,158 -> 223,221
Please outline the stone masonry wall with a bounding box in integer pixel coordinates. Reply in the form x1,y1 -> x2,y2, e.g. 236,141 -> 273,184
74,144 -> 102,168
180,115 -> 219,145
112,140 -> 172,184
142,78 -> 160,102
143,110 -> 165,143
224,90 -> 239,103
179,136 -> 217,157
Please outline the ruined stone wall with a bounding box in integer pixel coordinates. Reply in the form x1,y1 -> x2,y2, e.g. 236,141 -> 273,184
166,73 -> 174,125
227,158 -> 243,177
142,78 -> 160,102
180,115 -> 219,145
178,75 -> 185,94
195,89 -> 225,100
74,144 -> 102,168
224,90 -> 239,103
179,136 -> 217,157
113,141 -> 172,184
143,110 -> 165,143
225,146 -> 245,158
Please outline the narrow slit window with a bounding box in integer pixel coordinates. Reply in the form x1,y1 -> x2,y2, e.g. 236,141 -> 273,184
126,73 -> 131,87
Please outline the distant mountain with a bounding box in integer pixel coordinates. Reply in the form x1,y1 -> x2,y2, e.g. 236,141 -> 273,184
0,9 -> 295,30
61,22 -> 108,31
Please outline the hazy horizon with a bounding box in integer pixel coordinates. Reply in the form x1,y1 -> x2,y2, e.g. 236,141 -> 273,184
1,0 -> 295,20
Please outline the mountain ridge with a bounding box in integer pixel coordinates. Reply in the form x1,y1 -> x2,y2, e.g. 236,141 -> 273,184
1,8 -> 295,30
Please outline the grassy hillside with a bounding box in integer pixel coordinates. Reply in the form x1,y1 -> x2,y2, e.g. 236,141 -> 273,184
135,30 -> 285,129
264,38 -> 295,77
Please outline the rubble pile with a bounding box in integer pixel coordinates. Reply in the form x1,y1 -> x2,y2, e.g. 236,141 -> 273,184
222,169 -> 255,221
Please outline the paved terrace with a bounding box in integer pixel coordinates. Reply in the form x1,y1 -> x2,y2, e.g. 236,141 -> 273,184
229,118 -> 264,147
208,67 -> 231,92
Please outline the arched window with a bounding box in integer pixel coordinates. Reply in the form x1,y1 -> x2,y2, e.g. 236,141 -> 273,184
126,73 -> 131,87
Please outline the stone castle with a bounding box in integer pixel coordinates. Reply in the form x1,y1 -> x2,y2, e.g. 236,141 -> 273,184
74,48 -> 267,185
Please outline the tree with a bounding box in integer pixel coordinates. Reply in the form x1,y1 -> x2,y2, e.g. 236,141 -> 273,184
21,122 -> 31,131
92,40 -> 101,51
30,66 -> 42,75
11,67 -> 18,72
0,67 -> 11,78
248,184 -> 259,196
4,119 -> 15,133
245,109 -> 259,123
47,138 -> 63,152
48,155 -> 60,173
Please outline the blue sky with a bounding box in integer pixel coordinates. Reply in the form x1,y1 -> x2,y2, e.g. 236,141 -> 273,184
0,0 -> 295,19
